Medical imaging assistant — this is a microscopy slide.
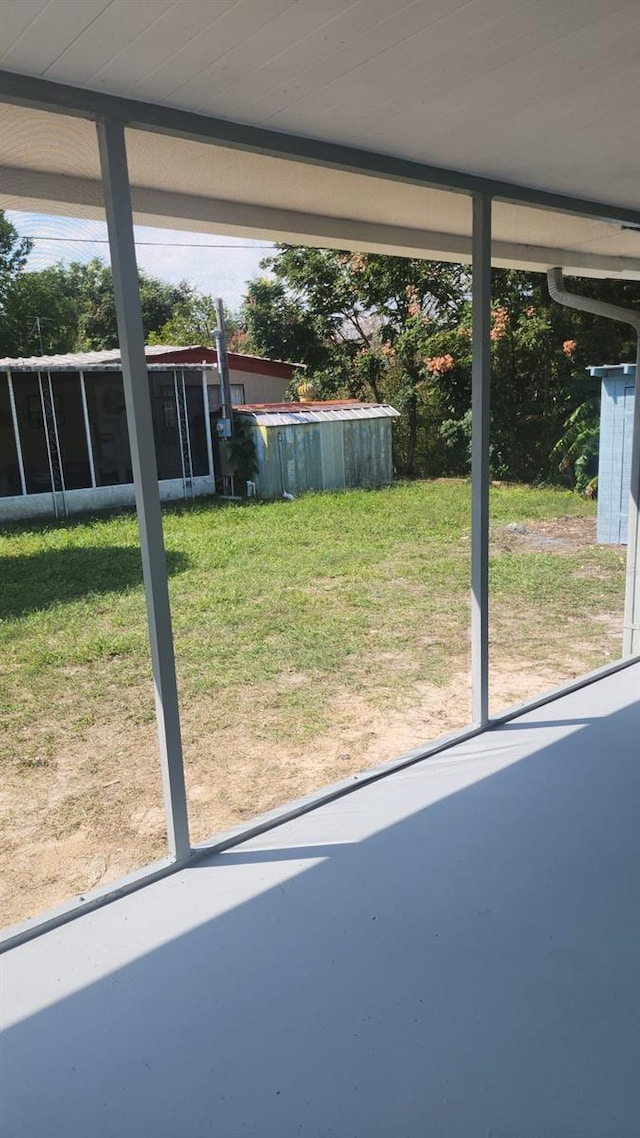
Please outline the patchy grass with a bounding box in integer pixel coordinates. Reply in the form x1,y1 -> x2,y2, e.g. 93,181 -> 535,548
0,480 -> 623,762
0,480 -> 626,924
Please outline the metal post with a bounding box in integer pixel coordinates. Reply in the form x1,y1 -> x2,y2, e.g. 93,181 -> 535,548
173,370 -> 187,493
96,116 -> 190,862
37,369 -> 59,515
213,297 -> 232,424
79,371 -> 97,488
181,372 -> 194,491
47,370 -> 67,518
471,194 -> 492,725
7,371 -> 27,495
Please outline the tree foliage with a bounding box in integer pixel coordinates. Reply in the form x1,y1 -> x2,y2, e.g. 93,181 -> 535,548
243,248 -> 469,473
148,292 -> 243,349
0,240 -> 193,357
3,203 -> 639,490
0,213 -> 33,330
242,245 -> 640,485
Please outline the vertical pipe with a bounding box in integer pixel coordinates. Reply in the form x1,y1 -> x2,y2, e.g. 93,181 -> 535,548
623,342 -> 640,656
202,371 -> 215,480
471,194 -> 492,726
79,371 -> 97,488
96,116 -> 190,862
7,371 -> 27,495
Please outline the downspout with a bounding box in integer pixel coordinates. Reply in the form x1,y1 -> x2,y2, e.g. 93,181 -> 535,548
547,268 -> 640,657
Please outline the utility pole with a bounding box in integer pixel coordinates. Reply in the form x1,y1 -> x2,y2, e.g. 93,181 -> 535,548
213,298 -> 233,429
213,297 -> 234,495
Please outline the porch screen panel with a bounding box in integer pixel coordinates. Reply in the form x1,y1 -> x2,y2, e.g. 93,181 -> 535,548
50,373 -> 92,489
10,373 -> 52,494
0,377 -> 21,496
84,372 -> 133,486
184,371 -> 209,476
149,372 -> 182,479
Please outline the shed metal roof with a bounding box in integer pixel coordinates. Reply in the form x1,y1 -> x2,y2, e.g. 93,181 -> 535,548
587,363 -> 637,377
236,402 -> 400,426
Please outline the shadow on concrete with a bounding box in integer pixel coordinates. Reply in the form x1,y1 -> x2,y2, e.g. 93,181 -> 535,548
2,679 -> 639,1138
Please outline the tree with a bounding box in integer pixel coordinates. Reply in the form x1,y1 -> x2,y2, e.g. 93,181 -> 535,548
148,292 -> 245,349
1,265 -> 80,356
69,259 -> 190,349
243,247 -> 469,474
243,246 -> 640,485
0,211 -> 33,349
487,270 -> 639,482
1,256 -> 195,355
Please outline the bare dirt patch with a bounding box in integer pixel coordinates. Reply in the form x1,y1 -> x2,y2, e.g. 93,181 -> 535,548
491,515 -> 606,554
0,654 -> 607,929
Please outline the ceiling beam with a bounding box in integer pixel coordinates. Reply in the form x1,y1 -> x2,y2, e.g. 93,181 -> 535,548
1,165 -> 639,278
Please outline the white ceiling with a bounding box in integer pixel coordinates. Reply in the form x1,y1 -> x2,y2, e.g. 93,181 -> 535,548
0,0 -> 638,275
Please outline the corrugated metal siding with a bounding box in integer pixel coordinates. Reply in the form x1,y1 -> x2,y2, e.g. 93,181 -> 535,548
250,414 -> 394,498
319,421 -> 345,489
596,366 -> 636,544
344,417 -> 393,488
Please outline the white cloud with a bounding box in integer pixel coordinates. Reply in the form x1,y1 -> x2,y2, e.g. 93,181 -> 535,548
6,212 -> 274,310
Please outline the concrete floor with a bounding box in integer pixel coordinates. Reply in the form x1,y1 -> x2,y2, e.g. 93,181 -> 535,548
2,664 -> 639,1138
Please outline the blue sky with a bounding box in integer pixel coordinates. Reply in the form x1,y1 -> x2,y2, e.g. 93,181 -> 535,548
7,211 -> 274,311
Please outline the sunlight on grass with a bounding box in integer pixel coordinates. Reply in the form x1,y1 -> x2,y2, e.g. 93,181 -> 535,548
0,480 -> 625,924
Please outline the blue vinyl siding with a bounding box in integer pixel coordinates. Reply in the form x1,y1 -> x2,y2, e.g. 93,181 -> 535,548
596,366 -> 636,544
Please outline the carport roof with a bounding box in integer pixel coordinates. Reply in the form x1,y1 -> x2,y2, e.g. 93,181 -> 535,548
0,1 -> 638,278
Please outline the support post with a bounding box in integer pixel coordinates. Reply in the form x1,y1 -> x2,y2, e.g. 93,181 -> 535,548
7,371 -> 27,495
471,194 -> 492,725
79,371 -> 97,487
37,369 -> 60,515
97,116 -> 190,862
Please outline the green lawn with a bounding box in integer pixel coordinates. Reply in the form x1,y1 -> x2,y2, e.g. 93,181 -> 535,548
0,481 -> 624,749
0,480 -> 626,924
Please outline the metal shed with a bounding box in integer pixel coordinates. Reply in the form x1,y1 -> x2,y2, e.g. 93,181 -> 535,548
237,401 -> 400,499
593,363 -> 636,544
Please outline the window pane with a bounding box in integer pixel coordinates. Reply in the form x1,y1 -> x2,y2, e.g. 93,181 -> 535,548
0,377 -> 22,497
50,373 -> 92,489
85,372 -> 132,487
10,373 -> 52,494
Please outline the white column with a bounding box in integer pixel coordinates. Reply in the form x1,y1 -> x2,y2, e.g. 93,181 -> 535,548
7,372 -> 27,495
96,117 -> 190,862
37,370 -> 58,511
471,194 -> 492,726
79,371 -> 97,487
